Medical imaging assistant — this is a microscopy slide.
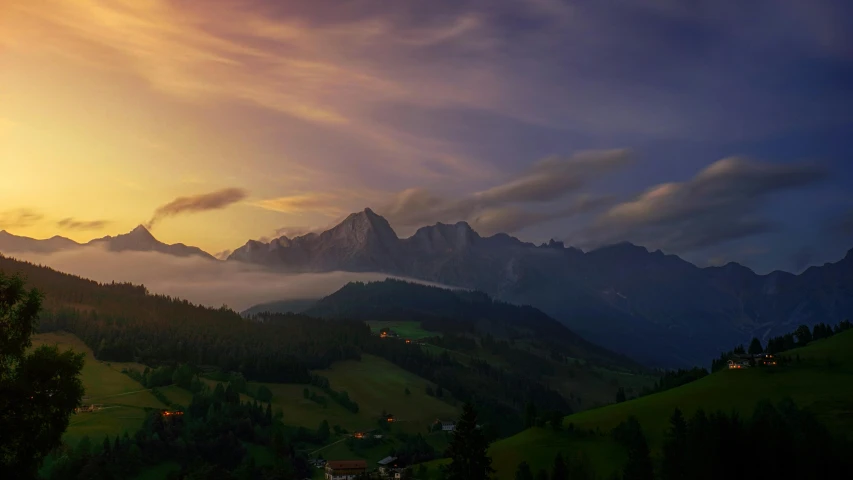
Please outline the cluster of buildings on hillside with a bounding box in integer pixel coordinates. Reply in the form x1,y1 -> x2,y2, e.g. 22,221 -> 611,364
322,458 -> 405,480
728,353 -> 778,369
318,417 -> 457,479
378,328 -> 416,345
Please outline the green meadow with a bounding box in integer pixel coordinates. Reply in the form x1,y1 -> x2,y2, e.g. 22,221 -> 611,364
31,332 -> 169,444
468,330 -> 853,479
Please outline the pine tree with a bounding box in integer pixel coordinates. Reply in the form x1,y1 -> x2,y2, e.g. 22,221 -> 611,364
102,435 -> 112,456
661,408 -> 688,480
535,470 -> 549,480
515,461 -> 534,480
620,417 -> 654,480
551,453 -> 568,480
748,337 -> 763,355
616,387 -> 626,403
443,403 -> 495,480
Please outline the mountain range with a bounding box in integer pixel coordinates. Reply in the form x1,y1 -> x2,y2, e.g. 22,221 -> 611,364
3,208 -> 852,368
0,225 -> 214,260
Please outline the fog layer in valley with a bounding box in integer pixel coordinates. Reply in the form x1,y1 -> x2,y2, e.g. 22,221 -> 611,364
8,245 -> 445,311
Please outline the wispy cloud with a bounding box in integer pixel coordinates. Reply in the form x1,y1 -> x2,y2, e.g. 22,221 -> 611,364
57,218 -> 111,231
0,209 -> 43,230
377,149 -> 632,234
9,244 -> 448,311
578,157 -> 828,252
146,187 -> 248,228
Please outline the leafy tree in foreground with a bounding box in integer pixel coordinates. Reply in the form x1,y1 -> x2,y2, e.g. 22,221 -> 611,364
0,272 -> 84,478
443,402 -> 495,480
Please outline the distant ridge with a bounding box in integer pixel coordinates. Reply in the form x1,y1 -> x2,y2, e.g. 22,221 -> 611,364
0,225 -> 214,260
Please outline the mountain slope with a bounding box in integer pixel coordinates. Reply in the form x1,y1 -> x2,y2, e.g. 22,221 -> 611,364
0,230 -> 81,253
86,225 -> 215,259
303,279 -> 639,371
0,225 -> 215,260
478,329 -> 853,479
228,209 -> 853,368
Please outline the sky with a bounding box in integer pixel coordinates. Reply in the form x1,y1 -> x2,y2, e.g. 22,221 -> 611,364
1,0 -> 852,274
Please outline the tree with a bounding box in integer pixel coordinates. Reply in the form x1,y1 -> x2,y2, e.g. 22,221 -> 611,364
525,402 -> 538,429
405,387 -> 411,396
748,337 -> 763,355
318,420 -> 330,442
615,417 -> 654,480
661,408 -> 688,480
795,325 -> 812,346
515,461 -> 534,480
0,272 -> 84,478
443,403 -> 495,480
549,411 -> 563,431
551,453 -> 568,480
616,387 -> 626,403
535,470 -> 548,480
255,385 -> 273,402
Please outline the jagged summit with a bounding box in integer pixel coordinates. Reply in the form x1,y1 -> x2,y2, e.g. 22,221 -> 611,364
85,225 -> 214,260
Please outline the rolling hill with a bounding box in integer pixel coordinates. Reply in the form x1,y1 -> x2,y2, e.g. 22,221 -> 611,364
467,329 -> 853,479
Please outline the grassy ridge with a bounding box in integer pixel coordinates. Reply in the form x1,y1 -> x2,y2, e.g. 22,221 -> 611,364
31,332 -> 169,445
479,330 -> 853,479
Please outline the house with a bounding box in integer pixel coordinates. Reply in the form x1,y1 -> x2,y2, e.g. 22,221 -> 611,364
377,457 -> 406,478
727,359 -> 749,369
404,339 -> 412,344
437,419 -> 456,432
384,413 -> 396,423
353,431 -> 367,439
324,460 -> 367,480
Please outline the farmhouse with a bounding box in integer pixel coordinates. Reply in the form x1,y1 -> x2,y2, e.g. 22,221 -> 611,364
324,460 -> 367,480
378,457 -> 406,478
437,419 -> 456,432
728,353 -> 778,369
384,413 -> 396,423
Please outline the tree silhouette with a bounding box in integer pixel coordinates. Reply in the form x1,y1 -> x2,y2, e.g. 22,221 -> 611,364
515,461 -> 534,480
747,338 -> 763,355
0,272 -> 84,477
551,453 -> 568,480
443,403 -> 495,480
661,408 -> 688,480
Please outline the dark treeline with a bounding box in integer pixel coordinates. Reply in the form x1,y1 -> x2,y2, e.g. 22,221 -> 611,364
41,379 -> 315,480
3,255 -> 371,383
712,320 -> 853,372
366,336 -> 571,436
37,307 -> 370,383
613,398 -> 852,480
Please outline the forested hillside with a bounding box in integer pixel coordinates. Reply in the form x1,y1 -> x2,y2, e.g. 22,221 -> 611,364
305,279 -> 641,370
1,255 -> 370,383
0,255 -> 585,436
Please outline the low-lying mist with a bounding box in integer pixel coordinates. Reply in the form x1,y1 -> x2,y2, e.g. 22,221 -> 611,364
9,246 -> 444,312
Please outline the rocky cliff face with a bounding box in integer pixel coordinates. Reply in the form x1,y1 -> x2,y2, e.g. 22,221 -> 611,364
227,210 -> 853,367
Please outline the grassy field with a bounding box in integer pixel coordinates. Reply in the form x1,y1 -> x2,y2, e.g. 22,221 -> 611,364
366,321 -> 438,340
31,331 -> 169,445
315,354 -> 459,432
472,330 -> 853,479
